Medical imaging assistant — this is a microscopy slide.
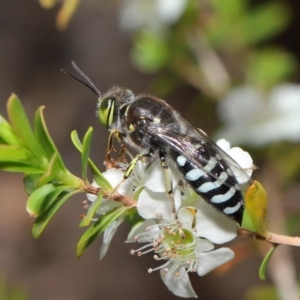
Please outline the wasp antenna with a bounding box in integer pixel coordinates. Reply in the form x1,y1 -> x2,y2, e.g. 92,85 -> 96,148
61,63 -> 101,97
71,61 -> 101,96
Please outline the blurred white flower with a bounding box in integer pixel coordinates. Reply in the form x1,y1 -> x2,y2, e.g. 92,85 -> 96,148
216,84 -> 300,146
216,139 -> 254,183
119,0 -> 187,32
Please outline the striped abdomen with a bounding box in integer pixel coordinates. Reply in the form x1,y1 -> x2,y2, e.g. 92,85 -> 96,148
169,149 -> 244,224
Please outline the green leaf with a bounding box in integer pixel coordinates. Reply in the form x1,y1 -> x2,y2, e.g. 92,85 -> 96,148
244,181 -> 268,237
71,130 -> 112,191
70,130 -> 83,151
36,153 -> 61,187
247,49 -> 296,88
81,127 -> 93,181
242,3 -> 290,45
0,145 -> 43,173
131,31 -> 170,73
0,145 -> 33,161
34,106 -> 65,171
76,206 -> 128,258
0,115 -> 21,146
259,245 -> 278,280
32,189 -> 81,238
7,94 -> 44,158
79,193 -> 102,227
23,173 -> 43,195
26,183 -> 69,217
210,0 -> 246,18
125,207 -> 144,226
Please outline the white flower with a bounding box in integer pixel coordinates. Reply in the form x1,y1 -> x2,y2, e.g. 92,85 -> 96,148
86,159 -> 181,259
127,207 -> 235,298
86,168 -> 132,259
86,168 -> 132,215
216,138 -> 254,183
85,140 -> 253,296
216,84 -> 300,146
119,0 -> 187,32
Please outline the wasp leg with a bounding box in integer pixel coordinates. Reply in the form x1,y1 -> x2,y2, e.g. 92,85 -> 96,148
117,144 -> 128,164
112,153 -> 150,195
158,152 -> 180,222
104,130 -> 119,169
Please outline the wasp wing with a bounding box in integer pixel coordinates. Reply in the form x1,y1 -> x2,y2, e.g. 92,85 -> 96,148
143,124 -> 253,189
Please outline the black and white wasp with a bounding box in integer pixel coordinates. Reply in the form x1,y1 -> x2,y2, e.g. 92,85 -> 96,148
62,62 -> 253,225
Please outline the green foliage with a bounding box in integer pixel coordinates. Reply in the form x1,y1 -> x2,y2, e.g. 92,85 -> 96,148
0,274 -> 28,300
131,31 -> 170,73
0,95 -> 80,187
129,0 -> 295,96
259,245 -> 278,280
71,130 -> 112,191
247,49 -> 296,89
245,283 -> 279,300
0,95 -> 110,240
79,193 -> 102,227
32,190 -> 81,238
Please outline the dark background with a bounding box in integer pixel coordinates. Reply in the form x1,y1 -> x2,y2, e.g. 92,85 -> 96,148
0,1 -> 300,299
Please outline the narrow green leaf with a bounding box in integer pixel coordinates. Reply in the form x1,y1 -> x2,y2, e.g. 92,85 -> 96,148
125,207 -> 144,226
70,130 -> 83,151
76,206 -> 128,258
26,183 -> 55,216
0,145 -> 43,173
26,183 -> 69,217
23,173 -> 43,195
34,106 -> 65,171
79,193 -> 102,227
0,145 -> 33,161
0,162 -> 44,173
7,94 -> 44,158
36,153 -> 61,187
0,115 -> 21,146
81,127 -> 93,181
71,130 -> 112,191
259,245 -> 278,280
32,189 -> 81,238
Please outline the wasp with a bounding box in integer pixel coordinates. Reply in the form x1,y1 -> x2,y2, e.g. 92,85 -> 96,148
62,62 -> 253,225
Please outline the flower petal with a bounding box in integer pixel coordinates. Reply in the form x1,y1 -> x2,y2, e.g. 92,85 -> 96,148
195,200 -> 237,244
160,265 -> 197,298
100,217 -> 124,260
101,168 -> 124,188
177,207 -> 195,228
197,247 -> 234,276
216,139 -> 231,152
137,187 -> 173,222
142,160 -> 181,192
217,139 -> 253,182
143,160 -> 168,192
96,199 -> 123,215
126,219 -> 159,243
195,238 -> 214,252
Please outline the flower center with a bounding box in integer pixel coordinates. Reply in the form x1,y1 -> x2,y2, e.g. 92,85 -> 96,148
130,223 -> 198,273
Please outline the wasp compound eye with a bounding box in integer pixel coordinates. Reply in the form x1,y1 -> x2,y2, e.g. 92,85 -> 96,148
98,97 -> 115,128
